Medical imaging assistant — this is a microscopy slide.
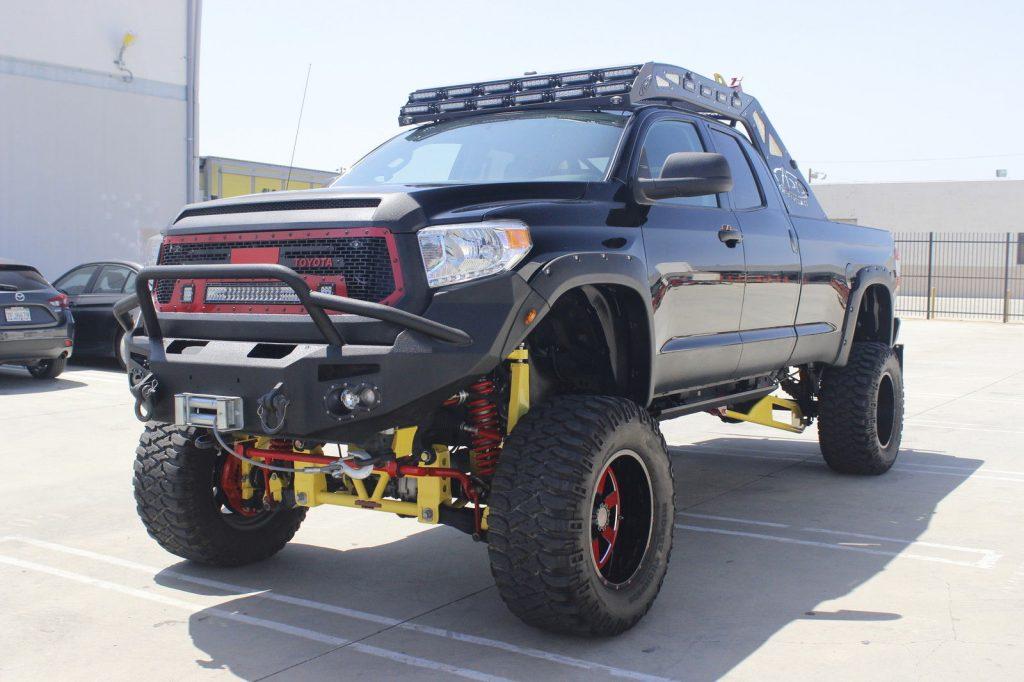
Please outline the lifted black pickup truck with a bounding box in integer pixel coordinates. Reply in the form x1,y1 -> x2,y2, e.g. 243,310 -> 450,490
120,62 -> 903,636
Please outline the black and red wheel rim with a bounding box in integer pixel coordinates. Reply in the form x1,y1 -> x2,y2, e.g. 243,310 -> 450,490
590,450 -> 654,586
592,465 -> 622,570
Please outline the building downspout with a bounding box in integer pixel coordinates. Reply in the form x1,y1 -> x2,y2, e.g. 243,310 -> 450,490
185,0 -> 202,203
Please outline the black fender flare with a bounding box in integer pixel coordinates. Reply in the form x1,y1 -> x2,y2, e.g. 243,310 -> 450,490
500,251 -> 656,406
833,265 -> 898,366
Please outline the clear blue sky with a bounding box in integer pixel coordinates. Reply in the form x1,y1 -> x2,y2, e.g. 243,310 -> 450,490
199,0 -> 1024,184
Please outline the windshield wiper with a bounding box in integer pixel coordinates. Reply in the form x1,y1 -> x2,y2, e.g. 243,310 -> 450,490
0,284 -> 19,291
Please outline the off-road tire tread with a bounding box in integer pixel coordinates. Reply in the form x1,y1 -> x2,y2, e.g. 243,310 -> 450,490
818,342 -> 903,475
133,423 -> 306,566
487,395 -> 674,636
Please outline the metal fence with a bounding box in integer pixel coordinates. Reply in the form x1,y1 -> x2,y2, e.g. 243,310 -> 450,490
893,232 -> 1024,323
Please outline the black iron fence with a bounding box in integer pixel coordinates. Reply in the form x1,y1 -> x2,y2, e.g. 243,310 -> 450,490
893,232 -> 1023,323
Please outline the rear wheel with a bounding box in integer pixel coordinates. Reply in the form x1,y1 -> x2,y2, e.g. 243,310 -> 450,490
487,395 -> 674,636
28,356 -> 66,379
133,423 -> 306,566
817,342 -> 904,475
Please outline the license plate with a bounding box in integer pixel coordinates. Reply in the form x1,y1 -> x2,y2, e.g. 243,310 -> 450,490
4,307 -> 31,323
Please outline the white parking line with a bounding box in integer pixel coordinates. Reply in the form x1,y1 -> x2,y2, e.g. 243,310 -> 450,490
674,447 -> 1024,483
1,536 -> 672,682
677,512 -> 789,528
798,527 -> 1002,568
674,524 -> 997,569
906,419 -> 1024,435
0,553 -> 512,681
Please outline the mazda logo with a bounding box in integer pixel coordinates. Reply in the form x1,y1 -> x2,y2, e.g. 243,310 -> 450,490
14,292 -> 25,301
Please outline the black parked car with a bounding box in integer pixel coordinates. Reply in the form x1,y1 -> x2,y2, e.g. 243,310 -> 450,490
53,261 -> 140,367
0,259 -> 74,379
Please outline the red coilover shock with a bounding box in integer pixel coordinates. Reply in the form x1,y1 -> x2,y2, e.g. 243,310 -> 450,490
446,378 -> 503,477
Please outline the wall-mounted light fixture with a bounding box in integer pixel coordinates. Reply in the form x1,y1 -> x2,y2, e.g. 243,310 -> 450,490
114,31 -> 136,82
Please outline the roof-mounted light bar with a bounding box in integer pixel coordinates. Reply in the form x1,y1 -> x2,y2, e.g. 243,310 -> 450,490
399,64 -> 643,125
397,62 -> 825,220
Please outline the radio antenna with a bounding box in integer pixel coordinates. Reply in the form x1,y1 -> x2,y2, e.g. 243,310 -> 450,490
285,63 -> 312,188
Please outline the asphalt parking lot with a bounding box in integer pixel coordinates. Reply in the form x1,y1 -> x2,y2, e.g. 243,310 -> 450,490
2,319 -> 1022,681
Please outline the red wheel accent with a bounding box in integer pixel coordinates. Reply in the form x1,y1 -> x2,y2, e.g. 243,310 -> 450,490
219,450 -> 260,517
591,464 -> 621,570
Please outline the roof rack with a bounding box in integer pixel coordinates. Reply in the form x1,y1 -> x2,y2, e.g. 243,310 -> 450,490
399,62 -> 822,217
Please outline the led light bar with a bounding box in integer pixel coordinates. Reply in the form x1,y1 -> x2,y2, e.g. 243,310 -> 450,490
398,62 -> 820,218
409,89 -> 440,101
475,96 -> 505,108
594,82 -> 630,95
521,77 -> 552,89
560,72 -> 594,85
439,100 -> 469,112
205,283 -> 300,304
513,92 -> 545,105
553,87 -> 587,100
602,67 -> 638,80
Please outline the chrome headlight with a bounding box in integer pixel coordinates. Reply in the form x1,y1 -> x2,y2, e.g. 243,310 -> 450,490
417,220 -> 531,288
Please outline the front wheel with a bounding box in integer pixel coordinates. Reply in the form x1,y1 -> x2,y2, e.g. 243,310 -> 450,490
817,342 -> 904,475
133,424 -> 306,566
487,395 -> 675,636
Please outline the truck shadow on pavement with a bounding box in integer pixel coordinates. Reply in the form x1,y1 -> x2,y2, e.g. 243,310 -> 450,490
156,439 -> 981,680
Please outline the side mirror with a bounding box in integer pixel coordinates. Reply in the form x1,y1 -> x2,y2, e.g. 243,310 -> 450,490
636,152 -> 733,202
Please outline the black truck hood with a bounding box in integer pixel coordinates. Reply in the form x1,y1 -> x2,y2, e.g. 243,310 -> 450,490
168,182 -> 589,235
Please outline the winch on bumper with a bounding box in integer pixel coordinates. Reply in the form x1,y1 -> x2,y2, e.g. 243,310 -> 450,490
116,263 -> 545,440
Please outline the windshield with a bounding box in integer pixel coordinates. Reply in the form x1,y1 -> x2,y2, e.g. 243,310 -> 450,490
333,111 -> 629,187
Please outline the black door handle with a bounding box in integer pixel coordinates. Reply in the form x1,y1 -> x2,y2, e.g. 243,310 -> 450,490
718,225 -> 742,247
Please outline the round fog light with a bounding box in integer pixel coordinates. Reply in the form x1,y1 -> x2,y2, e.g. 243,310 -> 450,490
340,389 -> 361,410
359,387 -> 378,407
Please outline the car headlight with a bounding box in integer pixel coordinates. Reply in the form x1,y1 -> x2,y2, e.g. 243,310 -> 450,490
417,220 -> 531,288
145,234 -> 164,266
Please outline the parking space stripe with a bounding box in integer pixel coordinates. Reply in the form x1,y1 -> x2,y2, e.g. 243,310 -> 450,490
674,524 -> 997,568
1,536 -> 672,682
798,527 -> 1002,568
674,447 -> 1024,483
678,512 -> 789,528
0,553 -> 510,681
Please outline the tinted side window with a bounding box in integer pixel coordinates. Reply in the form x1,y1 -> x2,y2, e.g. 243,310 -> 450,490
637,120 -> 717,208
123,270 -> 138,293
711,130 -> 763,209
54,265 -> 98,295
92,265 -> 133,294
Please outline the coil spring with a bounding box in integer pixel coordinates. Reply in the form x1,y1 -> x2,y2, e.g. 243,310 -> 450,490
465,378 -> 502,477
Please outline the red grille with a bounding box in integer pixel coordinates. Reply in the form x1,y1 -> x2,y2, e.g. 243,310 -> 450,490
155,228 -> 404,314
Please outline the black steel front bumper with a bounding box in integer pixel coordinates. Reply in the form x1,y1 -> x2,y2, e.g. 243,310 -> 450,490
116,264 -> 544,440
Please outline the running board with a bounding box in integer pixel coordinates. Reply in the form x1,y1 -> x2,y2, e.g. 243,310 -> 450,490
653,383 -> 778,421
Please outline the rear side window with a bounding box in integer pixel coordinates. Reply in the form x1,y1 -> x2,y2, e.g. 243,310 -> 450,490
92,265 -> 134,294
54,265 -> 98,295
637,120 -> 716,207
0,268 -> 49,291
711,130 -> 763,209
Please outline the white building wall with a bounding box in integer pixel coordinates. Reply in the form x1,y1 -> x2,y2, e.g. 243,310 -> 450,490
0,0 -> 197,279
813,180 -> 1024,235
